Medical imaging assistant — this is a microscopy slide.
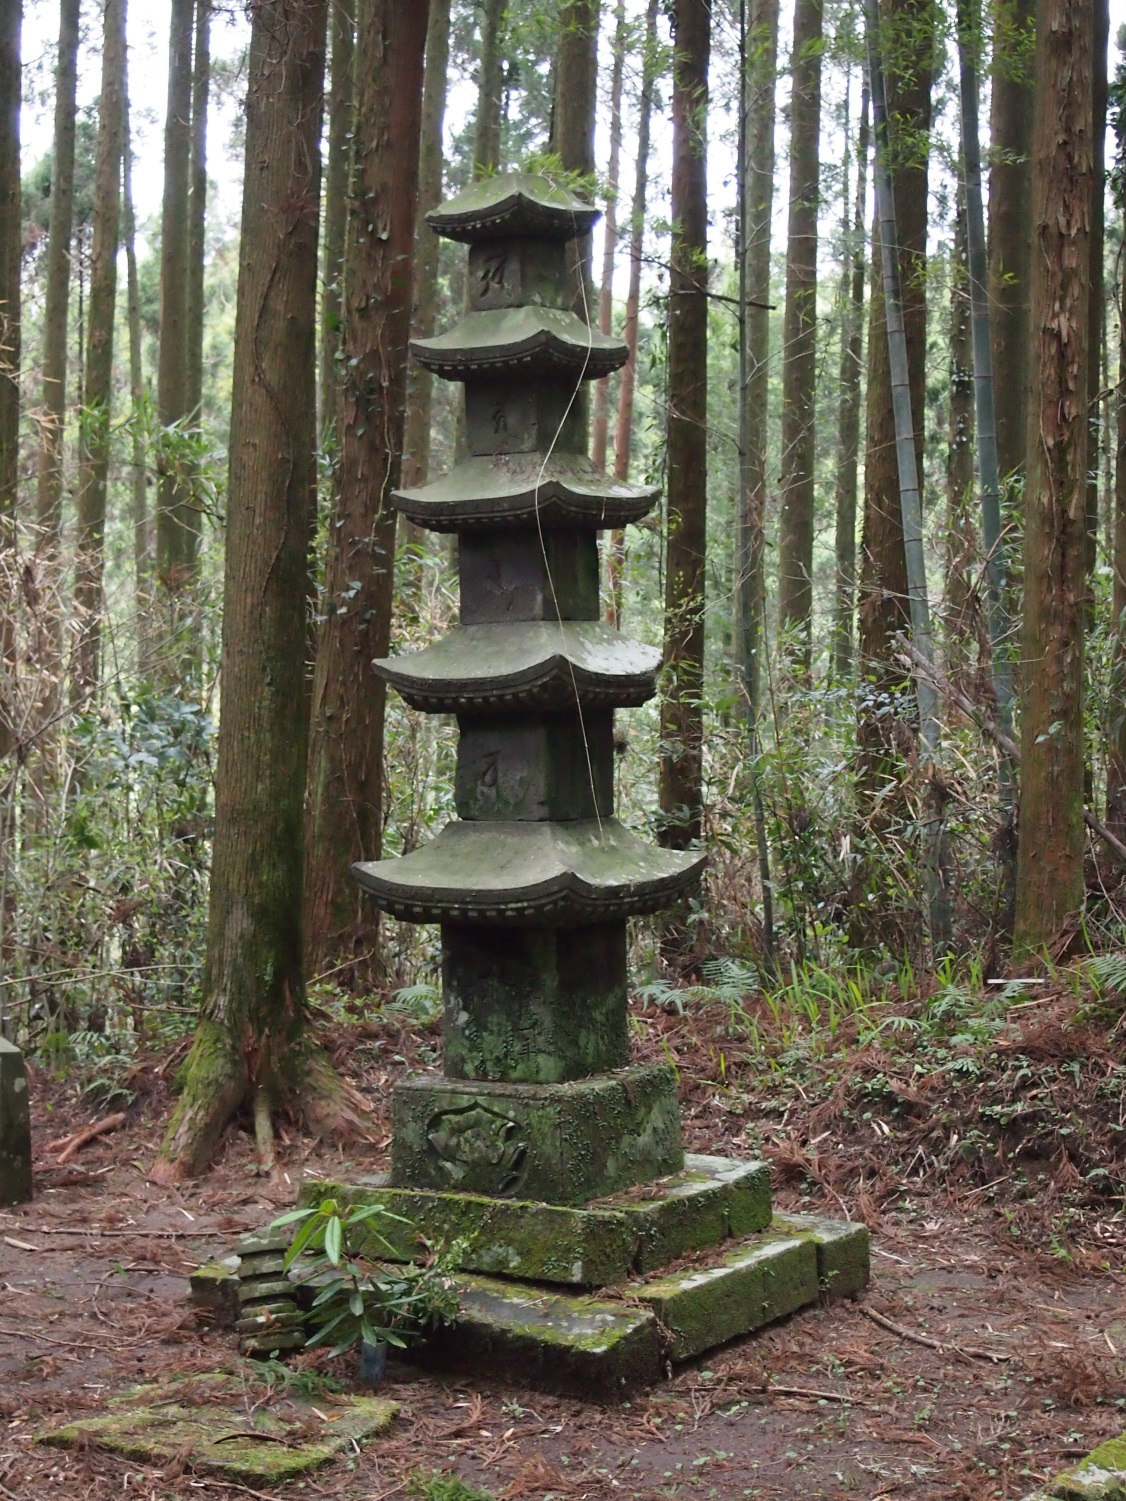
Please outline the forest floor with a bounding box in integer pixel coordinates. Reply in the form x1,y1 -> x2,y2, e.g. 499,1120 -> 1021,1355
3,972 -> 1126,1501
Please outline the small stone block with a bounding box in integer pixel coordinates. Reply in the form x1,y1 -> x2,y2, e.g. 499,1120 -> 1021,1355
238,1253 -> 288,1278
771,1213 -> 870,1299
239,1278 -> 294,1305
1044,1433 -> 1126,1498
684,1154 -> 773,1236
423,1272 -> 661,1401
189,1258 -> 240,1325
0,1039 -> 32,1207
635,1234 -> 819,1361
235,1230 -> 291,1256
301,1179 -> 637,1286
236,1302 -> 303,1330
239,1328 -> 307,1356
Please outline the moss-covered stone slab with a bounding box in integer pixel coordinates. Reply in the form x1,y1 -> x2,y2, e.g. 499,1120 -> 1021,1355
772,1213 -> 870,1299
391,1064 -> 684,1205
422,1273 -> 661,1401
635,1233 -> 819,1362
598,1156 -> 771,1273
394,453 -> 657,533
37,1372 -> 397,1484
426,172 -> 600,243
355,817 -> 705,926
1039,1435 -> 1126,1498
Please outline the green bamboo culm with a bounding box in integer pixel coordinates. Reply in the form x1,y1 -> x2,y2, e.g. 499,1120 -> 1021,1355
955,0 -> 1017,912
863,0 -> 951,954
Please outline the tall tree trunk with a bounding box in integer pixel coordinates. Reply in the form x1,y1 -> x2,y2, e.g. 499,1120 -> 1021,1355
122,95 -> 152,665
153,0 -> 343,1183
400,0 -> 451,494
320,0 -> 354,448
186,0 -> 210,431
855,0 -> 932,797
34,0 -> 81,555
776,0 -> 823,676
303,0 -> 428,988
736,0 -> 779,954
74,0 -> 127,702
831,81 -> 867,683
1109,217 -> 1126,839
550,0 -> 600,330
474,0 -> 507,177
154,0 -> 195,682
591,0 -> 626,473
0,0 -> 19,768
1085,0 -> 1108,584
606,0 -> 659,626
659,0 -> 710,850
1012,0 -> 1092,956
945,184 -> 976,679
987,0 -> 1034,492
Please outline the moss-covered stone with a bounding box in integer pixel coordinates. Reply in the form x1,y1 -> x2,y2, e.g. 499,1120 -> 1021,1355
0,1039 -> 32,1207
391,1063 -> 683,1205
1047,1435 -> 1126,1498
421,1273 -> 660,1401
301,1179 -> 638,1285
37,1373 -> 397,1483
189,1257 -> 240,1326
635,1234 -> 819,1361
771,1213 -> 870,1299
599,1172 -> 729,1273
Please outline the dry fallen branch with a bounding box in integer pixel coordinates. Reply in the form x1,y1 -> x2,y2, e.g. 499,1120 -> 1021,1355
45,1111 -> 127,1164
860,1304 -> 1010,1364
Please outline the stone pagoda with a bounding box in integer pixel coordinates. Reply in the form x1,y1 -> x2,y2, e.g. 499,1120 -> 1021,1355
313,174 -> 868,1397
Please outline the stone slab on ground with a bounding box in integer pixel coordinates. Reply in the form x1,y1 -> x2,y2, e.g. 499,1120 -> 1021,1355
300,1153 -> 771,1287
37,1372 -> 397,1484
1020,1433 -> 1126,1499
0,1038 -> 32,1207
771,1212 -> 870,1298
190,1256 -> 239,1324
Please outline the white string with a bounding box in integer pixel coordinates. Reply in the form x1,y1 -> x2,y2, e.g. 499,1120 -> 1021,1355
528,194 -> 605,840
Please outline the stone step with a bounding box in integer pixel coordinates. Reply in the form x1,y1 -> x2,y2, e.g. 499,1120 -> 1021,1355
300,1153 -> 772,1287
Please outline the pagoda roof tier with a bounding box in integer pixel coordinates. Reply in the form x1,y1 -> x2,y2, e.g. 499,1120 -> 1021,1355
373,622 -> 660,712
426,172 -> 600,243
354,817 -> 705,926
394,454 -> 658,532
412,308 -> 627,381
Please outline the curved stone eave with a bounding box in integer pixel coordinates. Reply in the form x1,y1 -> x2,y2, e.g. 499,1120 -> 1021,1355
372,622 -> 661,712
393,455 -> 659,533
412,308 -> 627,382
353,818 -> 706,927
425,172 -> 600,244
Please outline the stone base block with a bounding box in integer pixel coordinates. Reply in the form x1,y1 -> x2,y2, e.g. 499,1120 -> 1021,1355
0,1039 -> 32,1207
390,1062 -> 683,1205
410,1214 -> 868,1399
772,1213 -> 870,1299
302,1154 -> 771,1287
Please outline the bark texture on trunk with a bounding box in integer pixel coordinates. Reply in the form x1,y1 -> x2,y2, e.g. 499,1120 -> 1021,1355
34,0 -> 81,551
186,0 -> 211,432
1085,0 -> 1108,583
123,98 -> 152,660
659,0 -> 710,850
0,1 -> 19,765
987,0 -> 1033,491
154,0 -> 196,674
591,0 -> 627,473
945,184 -> 977,681
831,82 -> 867,684
550,0 -> 599,177
776,0 -> 823,675
1110,233 -> 1126,839
320,0 -> 354,448
401,0 -> 453,495
606,0 -> 659,626
74,0 -> 127,701
154,0 -> 335,1182
1012,0 -> 1092,956
303,0 -> 428,988
855,0 -> 932,794
474,0 -> 506,177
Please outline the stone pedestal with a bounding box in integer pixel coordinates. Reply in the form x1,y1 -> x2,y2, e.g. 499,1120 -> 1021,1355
0,1038 -> 32,1206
